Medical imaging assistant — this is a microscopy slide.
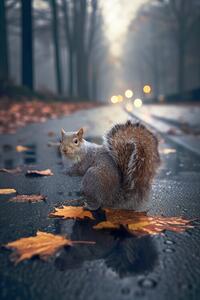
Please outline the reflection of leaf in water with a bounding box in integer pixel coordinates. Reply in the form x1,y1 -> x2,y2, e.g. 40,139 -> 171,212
5,231 -> 95,264
94,209 -> 193,236
26,169 -> 53,176
0,188 -> 16,194
0,167 -> 22,174
9,194 -> 46,203
16,145 -> 30,152
49,205 -> 95,220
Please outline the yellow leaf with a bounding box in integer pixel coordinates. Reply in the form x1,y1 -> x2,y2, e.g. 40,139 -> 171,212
49,205 -> 95,220
5,231 -> 72,264
160,148 -> 176,154
5,231 -> 95,264
93,208 -> 194,236
0,188 -> 16,195
26,169 -> 53,176
93,221 -> 120,230
16,145 -> 30,152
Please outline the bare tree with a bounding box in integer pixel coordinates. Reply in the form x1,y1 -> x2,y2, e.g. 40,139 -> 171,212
21,0 -> 34,89
0,0 -> 9,81
50,0 -> 63,95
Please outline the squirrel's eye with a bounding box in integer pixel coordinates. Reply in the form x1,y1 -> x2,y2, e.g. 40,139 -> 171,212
73,139 -> 78,144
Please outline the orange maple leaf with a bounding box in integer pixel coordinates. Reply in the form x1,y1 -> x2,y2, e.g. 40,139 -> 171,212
49,205 -> 95,220
5,231 -> 95,264
94,209 -> 193,236
26,169 -> 53,176
0,188 -> 16,195
9,194 -> 46,203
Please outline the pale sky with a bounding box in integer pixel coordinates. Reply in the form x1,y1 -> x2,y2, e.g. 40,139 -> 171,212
100,0 -> 148,57
34,0 -> 148,57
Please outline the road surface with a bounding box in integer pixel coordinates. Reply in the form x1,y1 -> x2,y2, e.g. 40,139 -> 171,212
0,105 -> 200,300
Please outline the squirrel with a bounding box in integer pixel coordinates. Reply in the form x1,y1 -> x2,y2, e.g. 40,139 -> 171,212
60,120 -> 160,210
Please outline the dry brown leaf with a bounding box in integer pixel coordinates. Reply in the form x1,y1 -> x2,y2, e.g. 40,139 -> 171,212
26,169 -> 53,176
5,231 -> 95,264
48,131 -> 55,137
0,101 -> 98,134
5,231 -> 72,264
49,205 -> 95,220
16,145 -> 30,152
0,188 -> 16,195
94,209 -> 193,236
166,128 -> 178,135
9,194 -> 46,203
0,167 -> 22,174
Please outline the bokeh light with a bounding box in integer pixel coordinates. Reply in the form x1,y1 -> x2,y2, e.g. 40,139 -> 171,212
117,95 -> 123,102
125,102 -> 133,112
125,89 -> 133,98
110,95 -> 118,104
134,98 -> 143,108
143,85 -> 151,94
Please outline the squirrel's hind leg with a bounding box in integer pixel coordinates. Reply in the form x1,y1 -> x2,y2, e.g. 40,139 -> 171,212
80,167 -> 102,211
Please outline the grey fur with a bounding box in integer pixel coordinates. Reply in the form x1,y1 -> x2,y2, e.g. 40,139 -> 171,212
60,121 -> 160,210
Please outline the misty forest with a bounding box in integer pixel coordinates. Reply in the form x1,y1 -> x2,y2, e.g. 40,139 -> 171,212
0,0 -> 200,102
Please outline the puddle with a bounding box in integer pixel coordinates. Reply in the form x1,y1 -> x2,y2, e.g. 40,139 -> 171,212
138,278 -> 157,289
0,144 -> 37,168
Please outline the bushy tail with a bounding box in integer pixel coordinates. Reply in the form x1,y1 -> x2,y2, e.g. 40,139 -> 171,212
104,120 -> 160,204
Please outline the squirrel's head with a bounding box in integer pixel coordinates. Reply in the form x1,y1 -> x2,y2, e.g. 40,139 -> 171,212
60,128 -> 84,159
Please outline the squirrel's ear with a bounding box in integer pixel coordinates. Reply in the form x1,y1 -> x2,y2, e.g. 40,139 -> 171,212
61,128 -> 66,138
77,127 -> 84,140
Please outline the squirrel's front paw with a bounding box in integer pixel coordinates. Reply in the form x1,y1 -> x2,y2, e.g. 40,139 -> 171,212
84,200 -> 100,211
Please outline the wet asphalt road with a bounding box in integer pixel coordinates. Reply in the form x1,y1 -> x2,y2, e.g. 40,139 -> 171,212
0,106 -> 200,300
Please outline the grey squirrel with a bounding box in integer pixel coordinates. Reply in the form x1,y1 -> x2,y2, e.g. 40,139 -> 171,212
60,120 -> 160,210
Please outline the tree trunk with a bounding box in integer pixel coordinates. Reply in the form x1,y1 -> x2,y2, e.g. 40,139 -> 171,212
0,0 -> 9,81
50,0 -> 63,95
62,0 -> 74,96
21,0 -> 34,90
177,30 -> 185,97
69,47 -> 74,96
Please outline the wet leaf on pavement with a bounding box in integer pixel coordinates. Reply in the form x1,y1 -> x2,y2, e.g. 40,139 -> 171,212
166,128 -> 178,135
0,167 -> 22,174
26,169 -> 54,176
5,231 -> 95,264
9,194 -> 47,203
94,208 -> 194,236
48,131 -> 56,137
0,101 -> 98,134
160,148 -> 176,154
49,205 -> 95,220
5,231 -> 73,264
0,188 -> 17,194
16,145 -> 30,152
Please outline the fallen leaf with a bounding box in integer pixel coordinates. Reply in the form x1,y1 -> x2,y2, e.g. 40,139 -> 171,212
93,221 -> 120,230
0,188 -> 16,194
26,169 -> 53,176
0,167 -> 22,174
0,101 -> 99,134
16,145 -> 30,152
49,205 -> 95,220
94,209 -> 193,236
160,148 -> 176,154
48,131 -> 55,137
166,128 -> 178,135
9,194 -> 46,203
5,231 -> 95,264
5,231 -> 72,264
